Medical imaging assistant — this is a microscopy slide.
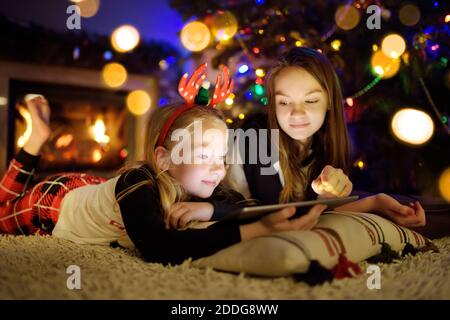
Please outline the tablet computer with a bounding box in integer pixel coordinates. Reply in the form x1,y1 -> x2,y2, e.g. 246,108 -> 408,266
223,195 -> 359,221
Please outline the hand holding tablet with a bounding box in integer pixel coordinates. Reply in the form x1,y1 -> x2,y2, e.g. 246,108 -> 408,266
223,195 -> 359,221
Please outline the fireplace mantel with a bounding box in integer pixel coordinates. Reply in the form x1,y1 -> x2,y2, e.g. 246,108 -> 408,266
0,60 -> 158,176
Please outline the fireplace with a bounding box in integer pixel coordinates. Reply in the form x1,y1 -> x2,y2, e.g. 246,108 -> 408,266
10,79 -> 131,178
0,61 -> 157,179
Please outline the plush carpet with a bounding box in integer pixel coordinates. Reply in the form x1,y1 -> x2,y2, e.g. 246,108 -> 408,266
1,234 -> 449,300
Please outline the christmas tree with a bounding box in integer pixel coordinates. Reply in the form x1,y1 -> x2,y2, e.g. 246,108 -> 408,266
170,0 -> 450,198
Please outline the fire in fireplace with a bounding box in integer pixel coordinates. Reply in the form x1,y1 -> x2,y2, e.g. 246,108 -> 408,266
9,79 -> 131,178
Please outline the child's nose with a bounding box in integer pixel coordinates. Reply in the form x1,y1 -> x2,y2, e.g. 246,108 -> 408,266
291,103 -> 306,115
210,162 -> 225,173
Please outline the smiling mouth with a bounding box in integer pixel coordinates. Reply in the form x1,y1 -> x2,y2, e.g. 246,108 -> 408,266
289,123 -> 310,128
201,180 -> 217,187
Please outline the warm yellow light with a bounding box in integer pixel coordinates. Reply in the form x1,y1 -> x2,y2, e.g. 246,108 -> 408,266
391,108 -> 434,145
331,39 -> 341,51
111,25 -> 140,53
55,134 -> 74,149
180,21 -> 211,52
446,15 -> 450,23
91,117 -> 110,144
255,68 -> 265,77
226,118 -> 233,124
357,160 -> 364,169
127,90 -> 151,116
335,5 -> 360,30
211,11 -> 238,41
381,34 -> 406,59
17,106 -> 32,148
238,113 -> 245,120
77,0 -> 100,18
102,62 -> 127,88
438,168 -> 450,202
225,97 -> 234,106
346,98 -> 354,107
295,40 -> 303,47
372,44 -> 378,51
92,149 -> 102,162
371,51 -> 400,79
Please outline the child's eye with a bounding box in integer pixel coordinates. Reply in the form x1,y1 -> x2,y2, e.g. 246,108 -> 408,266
306,100 -> 319,104
278,101 -> 289,106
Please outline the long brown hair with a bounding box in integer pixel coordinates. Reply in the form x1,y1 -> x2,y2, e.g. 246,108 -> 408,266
266,47 -> 350,203
116,103 -> 228,224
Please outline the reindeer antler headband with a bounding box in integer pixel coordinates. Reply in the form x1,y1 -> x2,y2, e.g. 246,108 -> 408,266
156,63 -> 234,147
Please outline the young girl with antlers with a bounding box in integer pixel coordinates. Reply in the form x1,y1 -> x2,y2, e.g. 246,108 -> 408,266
0,64 -> 329,265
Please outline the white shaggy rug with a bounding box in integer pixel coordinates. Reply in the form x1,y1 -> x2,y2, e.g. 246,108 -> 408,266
0,234 -> 449,300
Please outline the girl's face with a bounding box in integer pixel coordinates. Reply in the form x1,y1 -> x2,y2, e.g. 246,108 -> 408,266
274,67 -> 328,143
168,124 -> 228,198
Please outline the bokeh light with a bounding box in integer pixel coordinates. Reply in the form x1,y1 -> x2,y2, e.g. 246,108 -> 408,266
111,25 -> 140,53
381,33 -> 406,58
346,98 -> 354,107
391,108 -> 434,145
371,51 -> 400,79
76,0 -> 100,18
127,90 -> 152,116
335,5 -> 361,30
120,148 -> 129,159
238,64 -> 249,74
92,148 -> 102,162
180,21 -> 211,52
101,62 -> 127,88
225,97 -> 234,105
331,39 -> 341,51
399,4 -> 421,26
354,160 -> 365,169
254,84 -> 264,95
438,168 -> 450,202
255,68 -> 265,77
210,11 -> 238,41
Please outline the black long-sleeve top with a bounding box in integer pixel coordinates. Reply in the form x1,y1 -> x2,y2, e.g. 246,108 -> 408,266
114,164 -> 246,265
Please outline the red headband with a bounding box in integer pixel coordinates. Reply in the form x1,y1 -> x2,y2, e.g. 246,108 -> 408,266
156,63 -> 234,147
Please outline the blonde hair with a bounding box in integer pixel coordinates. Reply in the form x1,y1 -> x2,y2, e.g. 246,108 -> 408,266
116,103 -> 228,225
266,47 -> 351,203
